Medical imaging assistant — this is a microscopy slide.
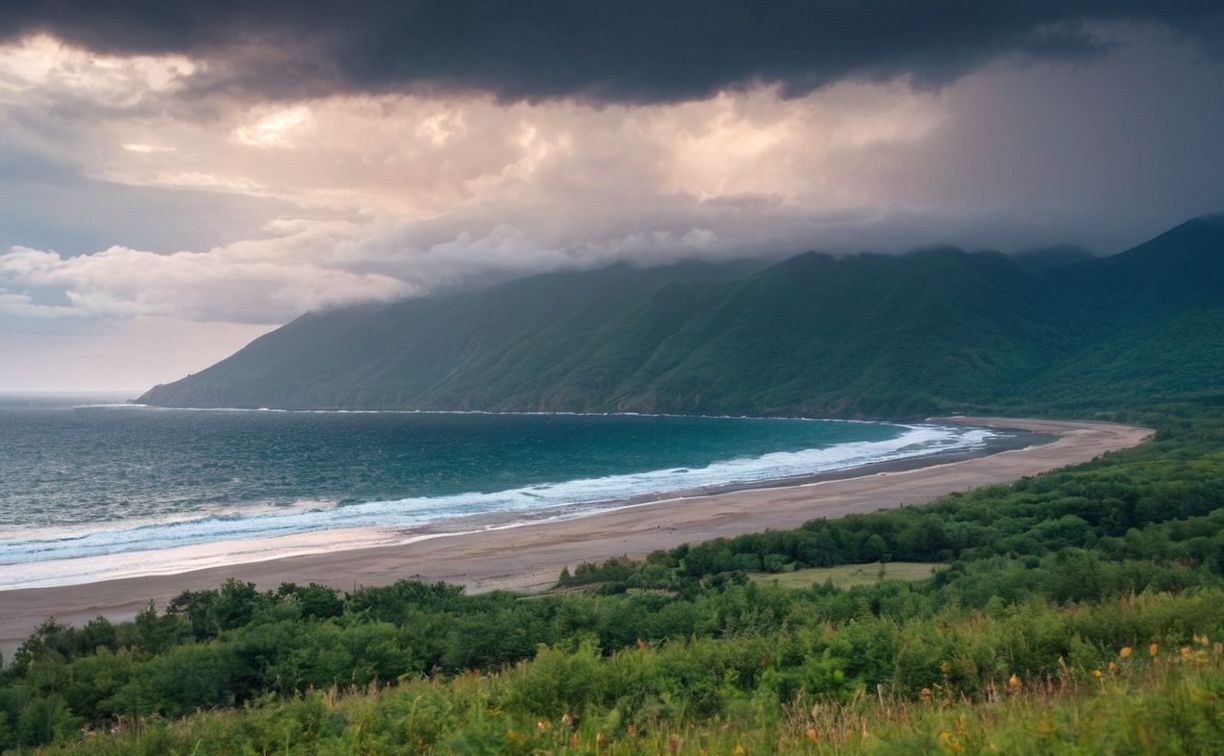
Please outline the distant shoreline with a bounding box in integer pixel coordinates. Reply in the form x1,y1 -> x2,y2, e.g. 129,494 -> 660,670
0,416 -> 1151,660
394,424 -> 1051,538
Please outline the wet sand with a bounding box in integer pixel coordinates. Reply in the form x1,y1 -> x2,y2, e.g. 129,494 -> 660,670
0,416 -> 1151,658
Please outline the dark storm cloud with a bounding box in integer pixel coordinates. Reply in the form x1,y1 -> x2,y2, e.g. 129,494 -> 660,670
1,1 -> 1222,103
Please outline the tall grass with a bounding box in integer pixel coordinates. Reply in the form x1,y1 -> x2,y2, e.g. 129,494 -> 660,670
40,593 -> 1224,755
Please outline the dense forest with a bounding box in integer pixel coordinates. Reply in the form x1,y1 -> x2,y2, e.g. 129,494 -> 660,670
138,215 -> 1224,417
4,398 -> 1224,752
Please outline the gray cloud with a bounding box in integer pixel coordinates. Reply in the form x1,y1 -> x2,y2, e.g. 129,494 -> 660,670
1,1 -> 1222,104
2,25 -> 1221,330
2,5 -> 1224,391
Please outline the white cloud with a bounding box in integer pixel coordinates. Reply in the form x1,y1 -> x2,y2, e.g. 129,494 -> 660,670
232,105 -> 315,148
0,234 -> 413,323
96,170 -> 268,195
121,143 -> 177,153
0,34 -> 195,106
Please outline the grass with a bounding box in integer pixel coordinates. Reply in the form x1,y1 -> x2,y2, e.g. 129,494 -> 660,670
45,631 -> 1224,754
748,561 -> 944,589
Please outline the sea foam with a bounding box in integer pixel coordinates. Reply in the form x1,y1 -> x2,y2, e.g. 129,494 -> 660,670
0,423 -> 992,590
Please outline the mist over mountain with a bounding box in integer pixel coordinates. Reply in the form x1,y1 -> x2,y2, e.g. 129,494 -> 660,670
139,216 -> 1224,418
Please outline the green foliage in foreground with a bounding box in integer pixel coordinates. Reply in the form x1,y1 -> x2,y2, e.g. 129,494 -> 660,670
3,400 -> 1224,753
37,597 -> 1224,754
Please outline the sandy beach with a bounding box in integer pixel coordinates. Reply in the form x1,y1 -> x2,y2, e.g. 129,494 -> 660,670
0,416 -> 1151,658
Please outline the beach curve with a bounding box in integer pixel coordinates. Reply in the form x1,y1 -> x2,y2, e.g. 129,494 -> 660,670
0,416 -> 1152,659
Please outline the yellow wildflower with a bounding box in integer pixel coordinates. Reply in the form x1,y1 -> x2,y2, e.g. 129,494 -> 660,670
1119,646 -> 1132,658
938,731 -> 964,753
920,687 -> 933,703
1108,661 -> 1117,672
1007,674 -> 1020,691
1148,643 -> 1159,657
1091,668 -> 1102,678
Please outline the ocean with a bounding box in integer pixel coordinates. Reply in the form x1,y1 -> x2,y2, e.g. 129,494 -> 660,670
0,395 -> 1001,589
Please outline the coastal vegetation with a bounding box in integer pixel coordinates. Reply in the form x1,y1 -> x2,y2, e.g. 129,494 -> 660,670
3,399 -> 1224,752
23,594 -> 1224,754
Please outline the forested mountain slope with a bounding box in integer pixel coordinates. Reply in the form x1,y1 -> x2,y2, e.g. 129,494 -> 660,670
139,216 -> 1224,416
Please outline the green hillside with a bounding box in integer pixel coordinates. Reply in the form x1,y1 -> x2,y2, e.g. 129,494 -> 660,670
138,216 -> 1224,416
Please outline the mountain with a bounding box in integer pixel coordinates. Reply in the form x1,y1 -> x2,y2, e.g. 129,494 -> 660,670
1007,245 -> 1094,274
1053,215 -> 1224,315
139,216 -> 1224,417
1017,214 -> 1224,408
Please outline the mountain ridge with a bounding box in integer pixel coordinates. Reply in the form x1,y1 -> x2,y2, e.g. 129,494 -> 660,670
139,215 -> 1224,417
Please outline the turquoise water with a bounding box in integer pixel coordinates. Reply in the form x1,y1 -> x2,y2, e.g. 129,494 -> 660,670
0,395 -> 996,587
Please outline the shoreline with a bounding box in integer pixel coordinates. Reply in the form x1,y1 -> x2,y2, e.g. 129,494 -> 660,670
0,416 -> 1151,659
386,423 -> 1048,538
0,420 -> 1020,590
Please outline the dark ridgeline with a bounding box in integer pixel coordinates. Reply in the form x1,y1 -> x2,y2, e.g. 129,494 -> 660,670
139,215 -> 1224,417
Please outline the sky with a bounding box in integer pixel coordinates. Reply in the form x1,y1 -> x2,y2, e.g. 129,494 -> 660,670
1,2 -> 1223,391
